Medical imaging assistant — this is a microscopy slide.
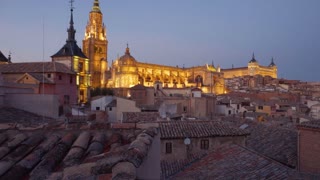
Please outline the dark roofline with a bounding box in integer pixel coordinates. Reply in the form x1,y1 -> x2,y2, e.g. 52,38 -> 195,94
0,62 -> 75,74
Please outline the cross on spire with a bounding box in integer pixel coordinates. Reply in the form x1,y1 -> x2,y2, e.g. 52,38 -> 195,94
67,0 -> 76,42
69,0 -> 74,11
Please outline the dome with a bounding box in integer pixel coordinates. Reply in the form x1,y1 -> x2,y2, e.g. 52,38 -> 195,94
118,46 -> 137,65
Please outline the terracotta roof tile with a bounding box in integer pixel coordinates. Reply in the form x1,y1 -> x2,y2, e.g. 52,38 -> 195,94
160,121 -> 250,139
220,118 -> 297,168
0,62 -> 75,74
27,73 -> 53,84
122,112 -> 159,123
171,144 -> 295,179
298,120 -> 320,130
0,127 -> 158,179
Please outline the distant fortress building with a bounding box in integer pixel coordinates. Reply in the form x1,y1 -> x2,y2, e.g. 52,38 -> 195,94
222,53 -> 277,79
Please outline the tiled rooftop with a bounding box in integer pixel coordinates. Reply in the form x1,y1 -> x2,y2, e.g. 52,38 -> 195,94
0,107 -> 54,126
0,62 -> 75,74
298,120 -> 320,130
0,127 -> 158,179
160,121 -> 250,139
28,73 -> 53,84
221,117 -> 297,168
161,152 -> 206,179
122,112 -> 159,123
171,144 -> 295,179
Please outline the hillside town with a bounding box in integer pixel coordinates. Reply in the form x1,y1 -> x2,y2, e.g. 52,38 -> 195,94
0,0 -> 320,179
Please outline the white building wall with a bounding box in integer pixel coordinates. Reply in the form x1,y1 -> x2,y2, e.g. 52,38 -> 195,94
116,97 -> 141,122
91,96 -> 114,111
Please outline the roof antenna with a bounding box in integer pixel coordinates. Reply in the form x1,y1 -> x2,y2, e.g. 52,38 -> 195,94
42,15 -> 46,121
8,51 -> 11,63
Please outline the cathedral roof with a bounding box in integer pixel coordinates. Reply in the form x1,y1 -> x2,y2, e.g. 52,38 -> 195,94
118,45 -> 137,65
0,51 -> 9,63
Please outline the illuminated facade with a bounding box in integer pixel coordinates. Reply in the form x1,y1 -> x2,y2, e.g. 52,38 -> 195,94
221,54 -> 277,79
108,46 -> 225,94
52,6 -> 90,103
83,0 -> 108,88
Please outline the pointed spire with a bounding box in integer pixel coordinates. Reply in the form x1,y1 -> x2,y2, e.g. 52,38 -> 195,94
125,43 -> 130,55
249,52 -> 257,63
269,57 -> 276,67
92,0 -> 101,13
67,0 -> 76,42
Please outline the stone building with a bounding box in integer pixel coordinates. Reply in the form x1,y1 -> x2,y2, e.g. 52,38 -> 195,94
108,46 -> 225,94
52,6 -> 90,103
298,121 -> 320,175
83,0 -> 108,88
222,54 -> 277,79
159,121 -> 249,161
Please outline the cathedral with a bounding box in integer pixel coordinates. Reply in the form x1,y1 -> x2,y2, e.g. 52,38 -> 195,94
81,0 -> 277,95
52,0 -> 278,102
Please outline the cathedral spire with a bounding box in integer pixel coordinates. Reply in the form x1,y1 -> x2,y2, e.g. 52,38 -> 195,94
67,0 -> 76,42
92,0 -> 101,13
125,43 -> 130,55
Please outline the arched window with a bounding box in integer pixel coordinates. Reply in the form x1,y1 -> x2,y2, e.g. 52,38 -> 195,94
195,75 -> 203,87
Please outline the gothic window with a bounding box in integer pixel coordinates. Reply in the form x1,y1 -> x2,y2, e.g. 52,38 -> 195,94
195,75 -> 203,87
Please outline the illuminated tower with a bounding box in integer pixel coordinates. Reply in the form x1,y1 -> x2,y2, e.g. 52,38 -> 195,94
268,57 -> 278,78
83,0 -> 108,88
52,1 -> 91,103
248,53 -> 259,76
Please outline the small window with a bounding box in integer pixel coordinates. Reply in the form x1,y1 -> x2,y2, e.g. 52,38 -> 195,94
47,74 -> 51,78
70,76 -> 73,84
165,142 -> 172,154
258,106 -> 263,110
109,107 -> 112,111
183,106 -> 187,112
64,95 -> 70,105
59,75 -> 62,80
96,107 -> 100,110
200,139 -> 209,150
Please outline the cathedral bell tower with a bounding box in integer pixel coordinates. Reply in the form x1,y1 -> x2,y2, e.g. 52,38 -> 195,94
83,0 -> 108,88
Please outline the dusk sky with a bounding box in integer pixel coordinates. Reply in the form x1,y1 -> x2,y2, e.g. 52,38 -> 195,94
1,0 -> 320,81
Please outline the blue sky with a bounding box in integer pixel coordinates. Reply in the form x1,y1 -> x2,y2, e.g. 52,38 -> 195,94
1,0 -> 320,81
